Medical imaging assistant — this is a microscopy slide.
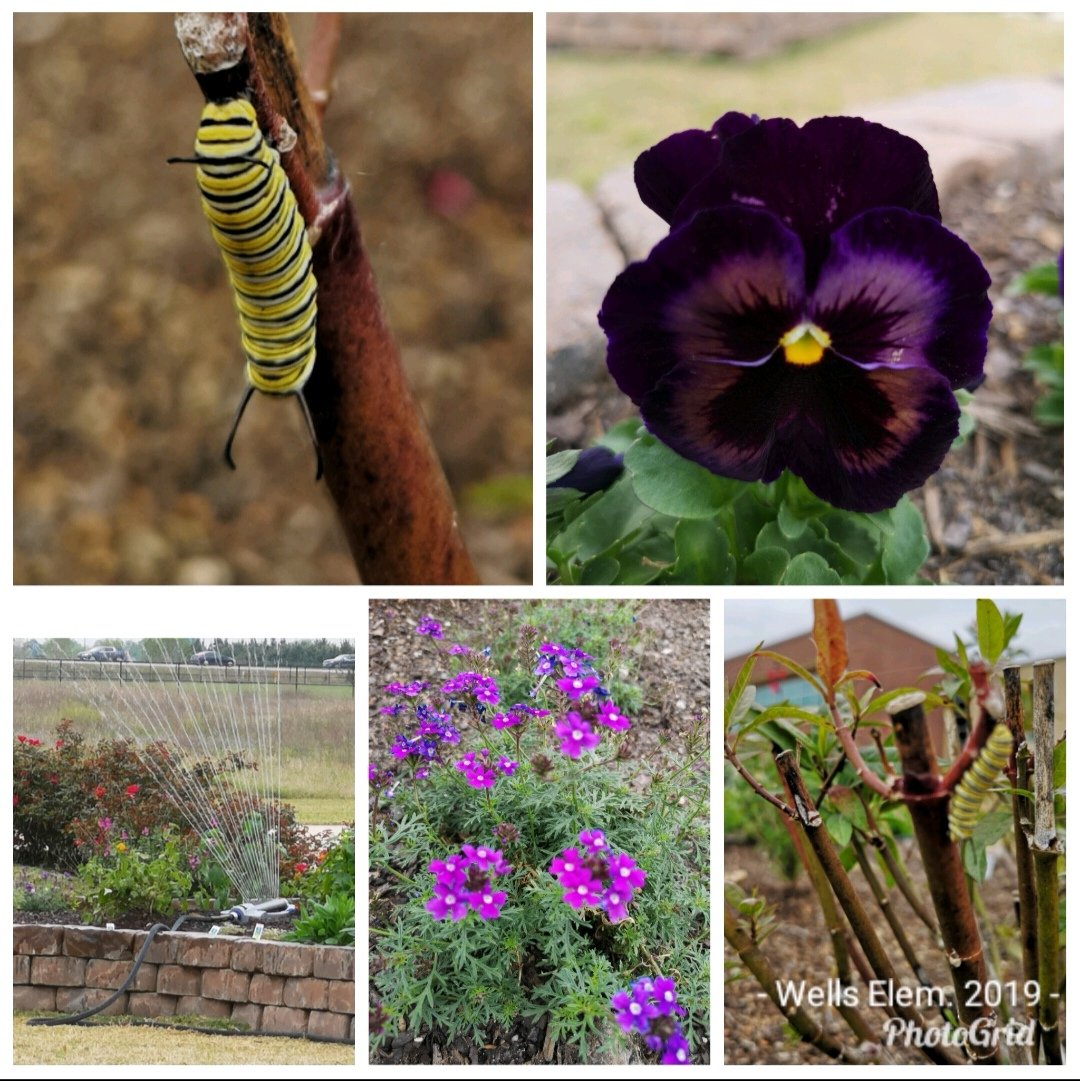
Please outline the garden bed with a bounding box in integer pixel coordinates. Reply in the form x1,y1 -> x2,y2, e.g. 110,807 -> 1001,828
368,599 -> 710,1065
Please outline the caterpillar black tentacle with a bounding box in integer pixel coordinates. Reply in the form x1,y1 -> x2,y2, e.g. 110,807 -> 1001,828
948,722 -> 1013,842
169,97 -> 321,480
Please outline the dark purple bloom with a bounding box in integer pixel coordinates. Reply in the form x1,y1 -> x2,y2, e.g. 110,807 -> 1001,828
554,712 -> 601,758
416,617 -> 444,639
489,711 -> 520,730
549,446 -> 625,494
426,846 -> 512,922
601,113 -> 991,513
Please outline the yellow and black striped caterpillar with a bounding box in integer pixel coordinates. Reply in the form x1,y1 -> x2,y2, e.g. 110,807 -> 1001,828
948,722 -> 1013,842
169,97 -> 321,478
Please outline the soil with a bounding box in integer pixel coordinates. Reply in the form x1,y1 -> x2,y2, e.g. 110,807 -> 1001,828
367,599 -> 711,1066
14,13 -> 532,585
724,840 -> 1045,1065
548,149 -> 1063,585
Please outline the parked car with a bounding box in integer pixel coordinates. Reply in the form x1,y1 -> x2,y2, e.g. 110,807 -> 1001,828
189,650 -> 236,667
74,647 -> 131,662
322,654 -> 355,669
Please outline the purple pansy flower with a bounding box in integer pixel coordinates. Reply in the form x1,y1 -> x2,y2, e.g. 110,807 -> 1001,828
549,446 -> 625,494
600,112 -> 991,513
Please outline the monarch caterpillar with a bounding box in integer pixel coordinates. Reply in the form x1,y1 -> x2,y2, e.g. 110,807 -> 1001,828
169,97 -> 321,478
948,722 -> 1013,842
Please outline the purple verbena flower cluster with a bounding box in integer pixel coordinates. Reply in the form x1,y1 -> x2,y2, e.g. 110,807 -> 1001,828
535,641 -> 595,678
425,845 -> 511,921
383,680 -> 430,697
611,976 -> 690,1065
388,703 -> 461,780
455,749 -> 518,789
549,830 -> 646,922
490,702 -> 551,730
368,763 -> 396,798
416,617 -> 444,639
442,671 -> 501,706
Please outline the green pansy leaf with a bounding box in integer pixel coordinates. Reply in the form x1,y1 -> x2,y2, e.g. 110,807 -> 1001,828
879,498 -> 930,583
665,518 -> 736,583
625,435 -> 742,519
580,555 -> 620,584
547,474 -> 656,562
546,450 -> 580,485
742,546 -> 790,584
598,417 -> 645,452
780,552 -> 843,585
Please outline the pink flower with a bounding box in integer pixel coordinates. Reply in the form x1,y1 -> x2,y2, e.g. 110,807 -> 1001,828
554,713 -> 601,758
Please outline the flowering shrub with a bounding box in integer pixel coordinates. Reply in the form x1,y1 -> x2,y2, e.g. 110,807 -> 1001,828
549,112 -> 992,586
370,610 -> 709,1063
14,721 -> 324,903
286,828 -> 355,946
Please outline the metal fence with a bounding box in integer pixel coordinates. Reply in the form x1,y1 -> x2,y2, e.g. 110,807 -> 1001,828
12,658 -> 354,689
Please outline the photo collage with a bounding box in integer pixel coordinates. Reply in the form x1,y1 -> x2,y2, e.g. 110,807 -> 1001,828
10,10 -> 1066,1072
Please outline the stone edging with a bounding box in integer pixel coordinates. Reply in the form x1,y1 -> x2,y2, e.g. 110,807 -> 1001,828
14,924 -> 355,1043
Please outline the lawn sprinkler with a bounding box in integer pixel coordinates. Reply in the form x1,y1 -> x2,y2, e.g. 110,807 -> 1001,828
223,896 -> 297,925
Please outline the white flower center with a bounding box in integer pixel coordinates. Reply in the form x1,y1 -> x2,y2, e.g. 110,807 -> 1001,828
484,894 -> 493,904
477,848 -> 487,858
572,731 -> 582,740
629,1003 -> 641,1015
664,991 -> 674,1001
677,1050 -> 687,1062
578,885 -> 588,895
620,866 -> 630,876
445,894 -> 455,904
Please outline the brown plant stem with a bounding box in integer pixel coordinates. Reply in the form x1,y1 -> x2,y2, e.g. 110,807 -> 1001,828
851,835 -> 932,990
886,697 -> 998,1063
724,901 -> 871,1064
175,13 -> 478,584
1030,661 -> 1062,1064
774,749 -> 962,1066
1003,666 -> 1039,999
774,763 -> 877,1045
861,801 -> 939,934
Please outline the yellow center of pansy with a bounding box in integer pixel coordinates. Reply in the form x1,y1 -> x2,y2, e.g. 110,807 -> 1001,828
780,322 -> 832,366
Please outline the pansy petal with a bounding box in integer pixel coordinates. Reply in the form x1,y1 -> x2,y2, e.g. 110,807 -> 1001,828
601,206 -> 805,402
634,111 -> 759,223
811,208 -> 991,391
641,354 -> 790,483
786,360 -> 960,511
643,353 -> 959,512
671,116 -> 940,274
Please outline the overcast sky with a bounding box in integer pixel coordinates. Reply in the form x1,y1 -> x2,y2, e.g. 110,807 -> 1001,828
724,599 -> 1065,661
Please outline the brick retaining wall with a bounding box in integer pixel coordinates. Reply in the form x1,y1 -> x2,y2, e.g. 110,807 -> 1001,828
13,925 -> 354,1042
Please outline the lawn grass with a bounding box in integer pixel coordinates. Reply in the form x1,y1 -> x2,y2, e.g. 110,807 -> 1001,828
12,677 -> 354,811
549,12 -> 1064,187
13,1014 -> 354,1065
286,797 -> 355,826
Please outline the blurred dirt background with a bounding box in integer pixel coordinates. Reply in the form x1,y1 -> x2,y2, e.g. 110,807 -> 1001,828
14,13 -> 532,584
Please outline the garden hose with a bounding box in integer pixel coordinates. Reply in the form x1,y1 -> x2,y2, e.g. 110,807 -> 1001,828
28,911 -> 226,1028
28,902 -> 351,1041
